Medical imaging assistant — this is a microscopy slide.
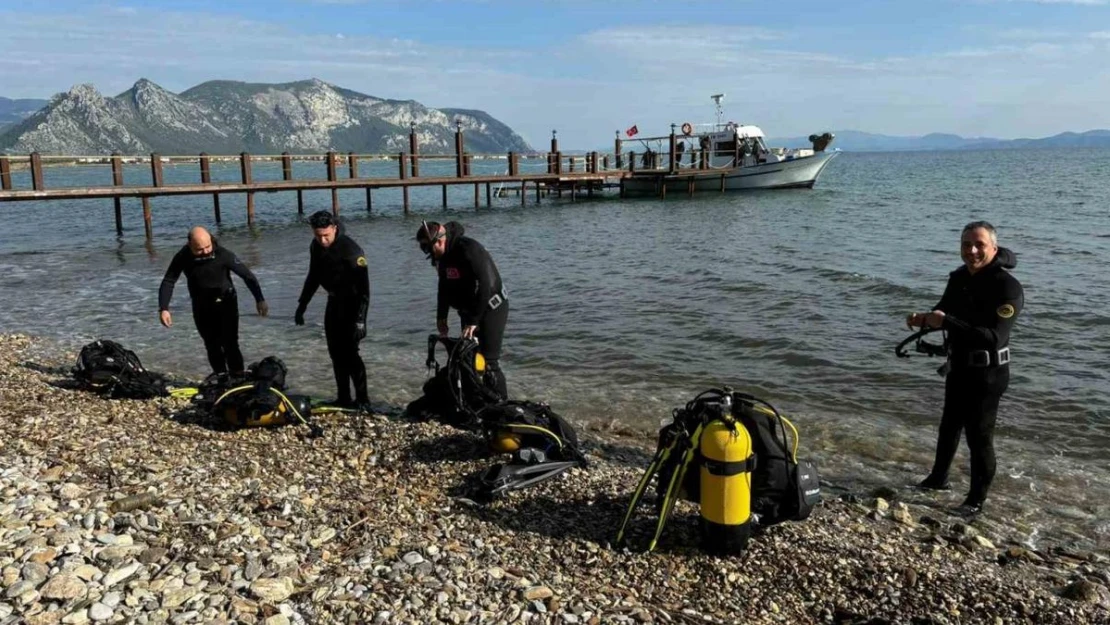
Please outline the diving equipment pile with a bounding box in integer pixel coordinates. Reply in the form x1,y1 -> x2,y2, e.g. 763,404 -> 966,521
405,335 -> 503,429
190,356 -> 322,437
616,387 -> 821,554
406,334 -> 587,501
72,339 -> 170,400
470,400 -> 588,502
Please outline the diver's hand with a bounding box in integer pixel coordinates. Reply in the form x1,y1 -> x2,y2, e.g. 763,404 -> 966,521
924,310 -> 945,329
160,310 -> 172,328
437,318 -> 449,337
354,322 -> 366,341
257,300 -> 269,317
461,325 -> 478,340
294,303 -> 306,326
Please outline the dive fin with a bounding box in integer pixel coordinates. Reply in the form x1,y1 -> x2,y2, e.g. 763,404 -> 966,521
616,442 -> 673,547
480,460 -> 579,498
648,424 -> 702,552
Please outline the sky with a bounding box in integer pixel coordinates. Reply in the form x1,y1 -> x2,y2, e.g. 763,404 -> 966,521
1,0 -> 1109,148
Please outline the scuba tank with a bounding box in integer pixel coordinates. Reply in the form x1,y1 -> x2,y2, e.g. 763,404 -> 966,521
698,394 -> 754,555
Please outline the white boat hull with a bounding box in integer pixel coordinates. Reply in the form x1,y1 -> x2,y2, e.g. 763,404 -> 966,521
621,151 -> 838,194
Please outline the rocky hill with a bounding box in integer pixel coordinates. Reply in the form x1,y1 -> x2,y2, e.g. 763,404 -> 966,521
0,79 -> 532,155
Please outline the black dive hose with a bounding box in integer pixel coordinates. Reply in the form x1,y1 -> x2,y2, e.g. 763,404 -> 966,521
895,326 -> 948,359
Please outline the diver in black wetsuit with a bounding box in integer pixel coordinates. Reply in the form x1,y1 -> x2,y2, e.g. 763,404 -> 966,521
906,221 -> 1023,517
159,226 -> 268,375
295,211 -> 371,410
416,220 -> 509,400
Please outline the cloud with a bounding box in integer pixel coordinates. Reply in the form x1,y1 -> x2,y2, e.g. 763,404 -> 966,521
1,6 -> 1109,145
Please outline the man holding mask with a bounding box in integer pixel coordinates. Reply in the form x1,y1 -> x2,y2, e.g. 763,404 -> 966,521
906,221 -> 1023,516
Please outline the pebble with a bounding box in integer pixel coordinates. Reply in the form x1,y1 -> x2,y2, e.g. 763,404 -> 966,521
103,562 -> 141,588
524,586 -> 555,601
22,561 -> 50,585
39,573 -> 87,600
88,603 -> 113,622
250,577 -> 294,603
402,551 -> 425,566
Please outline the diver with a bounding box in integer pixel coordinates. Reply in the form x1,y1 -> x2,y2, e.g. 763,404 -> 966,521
294,211 -> 371,411
415,220 -> 509,400
906,221 -> 1023,517
158,226 -> 267,375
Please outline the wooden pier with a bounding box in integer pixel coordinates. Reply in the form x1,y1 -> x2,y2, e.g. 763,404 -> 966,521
0,126 -> 732,239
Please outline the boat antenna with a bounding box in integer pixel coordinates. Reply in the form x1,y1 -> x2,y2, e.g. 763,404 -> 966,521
710,94 -> 725,126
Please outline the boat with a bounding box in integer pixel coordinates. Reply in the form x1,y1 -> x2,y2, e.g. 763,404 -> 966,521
619,94 -> 838,195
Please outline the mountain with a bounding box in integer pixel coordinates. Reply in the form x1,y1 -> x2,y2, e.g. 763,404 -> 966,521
767,130 -> 998,152
0,79 -> 532,155
0,97 -> 49,131
767,129 -> 1110,152
968,129 -> 1110,150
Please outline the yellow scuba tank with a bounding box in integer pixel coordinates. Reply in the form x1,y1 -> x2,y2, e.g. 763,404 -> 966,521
699,410 -> 754,554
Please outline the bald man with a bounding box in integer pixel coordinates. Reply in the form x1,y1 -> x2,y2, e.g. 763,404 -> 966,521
158,227 -> 268,375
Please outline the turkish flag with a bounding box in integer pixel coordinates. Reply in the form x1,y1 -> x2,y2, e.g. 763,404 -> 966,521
625,125 -> 639,137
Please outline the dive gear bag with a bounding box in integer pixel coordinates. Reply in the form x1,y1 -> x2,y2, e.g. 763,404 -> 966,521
73,340 -> 168,399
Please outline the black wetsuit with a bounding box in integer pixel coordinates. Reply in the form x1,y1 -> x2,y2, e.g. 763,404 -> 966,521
436,222 -> 509,399
923,247 -> 1023,508
158,244 -> 265,375
297,233 -> 370,405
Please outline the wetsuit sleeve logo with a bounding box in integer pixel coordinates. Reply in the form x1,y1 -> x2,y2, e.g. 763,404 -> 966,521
356,256 -> 367,268
446,268 -> 461,279
997,304 -> 1015,319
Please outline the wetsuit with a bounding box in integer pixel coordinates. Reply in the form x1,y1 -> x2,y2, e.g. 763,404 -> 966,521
436,222 -> 509,399
159,244 -> 265,374
296,232 -> 370,406
923,247 -> 1023,508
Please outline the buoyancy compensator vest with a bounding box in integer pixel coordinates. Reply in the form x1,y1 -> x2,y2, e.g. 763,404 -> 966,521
72,340 -> 169,400
733,393 -> 821,525
404,334 -> 502,429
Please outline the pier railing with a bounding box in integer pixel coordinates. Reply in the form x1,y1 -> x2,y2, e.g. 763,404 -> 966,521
0,127 -> 741,238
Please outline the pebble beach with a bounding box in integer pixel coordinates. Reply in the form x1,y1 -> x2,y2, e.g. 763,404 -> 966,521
1,333 -> 1108,625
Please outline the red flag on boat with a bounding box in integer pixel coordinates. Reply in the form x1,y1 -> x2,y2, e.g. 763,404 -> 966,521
625,125 -> 639,138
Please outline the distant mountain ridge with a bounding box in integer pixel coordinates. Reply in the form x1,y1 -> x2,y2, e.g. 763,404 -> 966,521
0,79 -> 532,155
768,129 -> 1110,152
0,97 -> 48,131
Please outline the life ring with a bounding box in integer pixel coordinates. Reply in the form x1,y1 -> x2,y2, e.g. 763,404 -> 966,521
681,122 -> 694,136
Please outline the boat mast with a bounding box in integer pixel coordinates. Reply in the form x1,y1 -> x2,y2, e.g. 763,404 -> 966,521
711,93 -> 725,128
